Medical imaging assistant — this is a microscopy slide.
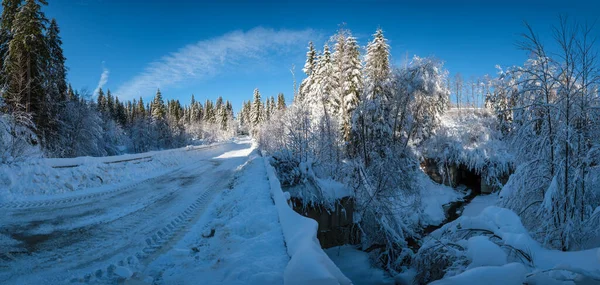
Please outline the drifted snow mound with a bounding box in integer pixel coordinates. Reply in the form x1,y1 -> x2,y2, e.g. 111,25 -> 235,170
429,262 -> 527,285
413,206 -> 600,285
263,156 -> 352,285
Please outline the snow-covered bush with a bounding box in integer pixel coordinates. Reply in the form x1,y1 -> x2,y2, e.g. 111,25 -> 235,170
413,206 -> 600,284
0,113 -> 40,163
268,151 -> 307,187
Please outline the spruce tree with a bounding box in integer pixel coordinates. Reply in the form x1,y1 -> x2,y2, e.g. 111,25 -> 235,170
0,0 -> 22,90
359,28 -> 392,163
342,35 -> 363,145
265,97 -> 271,121
251,88 -> 262,128
298,41 -> 317,102
5,0 -> 50,139
151,88 -> 165,121
106,89 -> 114,118
96,88 -> 105,112
46,18 -> 67,101
67,84 -> 76,101
204,99 -> 215,123
364,28 -> 391,101
137,96 -> 145,117
277,93 -> 286,110
215,96 -> 223,112
270,96 -> 275,115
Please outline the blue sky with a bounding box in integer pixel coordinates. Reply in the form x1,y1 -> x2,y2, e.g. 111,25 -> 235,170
41,0 -> 598,111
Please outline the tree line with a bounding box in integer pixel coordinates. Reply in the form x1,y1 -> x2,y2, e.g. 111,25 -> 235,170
0,0 -> 239,161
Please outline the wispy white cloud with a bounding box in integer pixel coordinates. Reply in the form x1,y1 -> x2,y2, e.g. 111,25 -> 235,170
116,27 -> 316,100
94,64 -> 109,97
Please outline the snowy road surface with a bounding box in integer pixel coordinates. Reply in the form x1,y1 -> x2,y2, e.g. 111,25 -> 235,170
0,139 -> 284,284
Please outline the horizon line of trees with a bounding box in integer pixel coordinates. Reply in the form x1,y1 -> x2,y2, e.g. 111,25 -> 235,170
0,0 -> 262,162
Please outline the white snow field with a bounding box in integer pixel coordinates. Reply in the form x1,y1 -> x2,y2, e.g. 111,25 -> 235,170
0,138 -> 300,284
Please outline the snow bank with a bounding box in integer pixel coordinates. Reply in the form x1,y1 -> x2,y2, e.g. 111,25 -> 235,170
462,193 -> 498,217
415,206 -> 600,284
418,172 -> 463,226
0,142 -> 225,202
466,236 -> 507,268
263,155 -> 352,285
325,245 -> 394,285
429,263 -> 527,285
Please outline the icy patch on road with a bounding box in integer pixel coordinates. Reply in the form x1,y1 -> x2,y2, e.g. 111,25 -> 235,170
144,152 -> 288,284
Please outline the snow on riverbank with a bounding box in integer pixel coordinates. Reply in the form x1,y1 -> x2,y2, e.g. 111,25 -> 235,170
143,149 -> 289,284
0,141 -> 235,202
263,155 -> 351,285
416,206 -> 600,285
325,245 -> 394,285
461,193 -> 498,217
419,172 -> 464,226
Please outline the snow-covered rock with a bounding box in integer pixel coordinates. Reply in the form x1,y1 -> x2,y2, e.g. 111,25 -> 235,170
429,263 -> 527,285
466,236 -> 507,268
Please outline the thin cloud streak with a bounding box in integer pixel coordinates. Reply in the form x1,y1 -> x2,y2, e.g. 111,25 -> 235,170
115,27 -> 315,100
94,65 -> 109,97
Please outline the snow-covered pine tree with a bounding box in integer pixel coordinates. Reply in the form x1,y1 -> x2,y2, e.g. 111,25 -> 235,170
251,88 -> 262,134
269,96 -> 276,117
298,41 -> 317,103
46,18 -> 67,101
204,99 -> 215,124
310,44 -> 341,172
106,89 -> 115,117
277,93 -> 286,110
356,28 -> 392,164
5,0 -> 52,146
265,97 -> 272,122
0,0 -> 21,91
341,34 -> 363,147
151,89 -> 166,121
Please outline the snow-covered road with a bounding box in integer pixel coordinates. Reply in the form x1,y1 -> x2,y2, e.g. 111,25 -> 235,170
0,139 -> 262,284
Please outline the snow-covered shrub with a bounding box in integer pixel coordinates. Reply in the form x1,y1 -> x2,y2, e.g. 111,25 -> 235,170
268,151 -> 308,187
0,113 -> 40,163
412,237 -> 469,283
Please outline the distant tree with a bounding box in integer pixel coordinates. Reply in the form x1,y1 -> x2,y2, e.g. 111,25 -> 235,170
151,89 -> 166,121
251,88 -> 262,132
277,93 -> 286,110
